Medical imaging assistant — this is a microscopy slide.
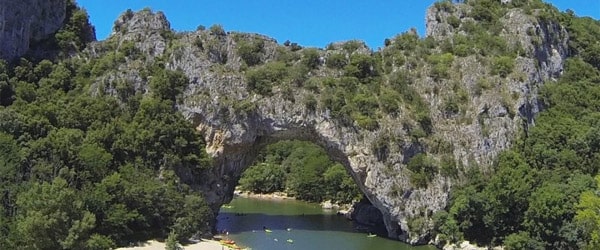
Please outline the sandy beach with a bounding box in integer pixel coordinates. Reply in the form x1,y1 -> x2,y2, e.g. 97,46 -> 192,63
115,239 -> 227,250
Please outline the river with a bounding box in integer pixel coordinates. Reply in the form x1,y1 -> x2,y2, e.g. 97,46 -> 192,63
216,196 -> 436,250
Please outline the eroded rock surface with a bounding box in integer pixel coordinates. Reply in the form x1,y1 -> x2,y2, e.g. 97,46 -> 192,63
0,0 -> 66,60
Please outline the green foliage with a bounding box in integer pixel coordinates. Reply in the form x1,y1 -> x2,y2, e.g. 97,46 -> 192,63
246,62 -> 287,95
576,176 -> 600,249
407,154 -> 438,188
165,230 -> 182,250
13,178 -> 97,249
239,163 -> 286,193
239,140 -> 361,203
209,24 -> 226,36
149,68 -> 189,102
491,56 -> 515,77
447,15 -> 461,29
341,40 -> 363,53
237,38 -> 265,67
0,32 -> 213,249
344,54 -> 377,79
437,19 -> 600,246
504,232 -> 545,250
393,31 -> 419,51
427,53 -> 454,80
326,53 -> 347,69
301,48 -> 321,69
55,0 -> 95,54
566,17 -> 600,70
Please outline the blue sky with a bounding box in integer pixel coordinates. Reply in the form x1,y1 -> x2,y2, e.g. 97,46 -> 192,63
77,0 -> 599,49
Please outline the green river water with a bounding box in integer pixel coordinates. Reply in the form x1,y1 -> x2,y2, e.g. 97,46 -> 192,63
216,197 -> 437,250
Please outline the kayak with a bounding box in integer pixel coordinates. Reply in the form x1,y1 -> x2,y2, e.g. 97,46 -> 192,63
367,234 -> 377,238
220,239 -> 236,244
287,239 -> 294,243
264,229 -> 273,233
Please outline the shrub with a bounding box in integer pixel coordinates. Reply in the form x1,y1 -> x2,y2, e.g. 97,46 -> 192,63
428,53 -> 454,80
326,53 -> 347,69
444,98 -> 460,116
344,54 -> 377,79
342,40 -> 363,53
407,153 -> 438,188
302,48 -> 321,69
447,15 -> 461,29
209,24 -> 226,36
245,62 -> 288,95
237,39 -> 265,66
492,56 -> 515,77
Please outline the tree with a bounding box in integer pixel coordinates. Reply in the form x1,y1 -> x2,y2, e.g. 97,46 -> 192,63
238,163 -> 286,194
13,178 -> 98,249
576,175 -> 600,249
302,48 -> 321,69
165,230 -> 182,250
237,39 -> 264,66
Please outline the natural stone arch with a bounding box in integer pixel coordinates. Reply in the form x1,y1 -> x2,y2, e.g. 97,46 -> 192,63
187,107 -> 432,242
95,6 -> 569,244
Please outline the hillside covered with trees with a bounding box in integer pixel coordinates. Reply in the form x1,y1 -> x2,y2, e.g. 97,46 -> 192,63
0,0 -> 599,249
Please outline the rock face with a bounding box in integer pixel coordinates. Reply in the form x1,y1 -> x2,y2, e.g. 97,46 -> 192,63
0,0 -> 67,60
350,199 -> 387,234
82,3 -> 569,245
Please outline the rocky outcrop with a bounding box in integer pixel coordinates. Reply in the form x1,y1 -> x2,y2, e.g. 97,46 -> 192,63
81,2 -> 569,245
0,0 -> 67,60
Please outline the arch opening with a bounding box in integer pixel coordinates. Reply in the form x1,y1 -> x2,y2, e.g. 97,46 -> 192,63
195,113 -> 410,241
222,137 -> 388,236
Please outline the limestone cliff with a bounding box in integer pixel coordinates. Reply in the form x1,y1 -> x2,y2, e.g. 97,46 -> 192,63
82,3 -> 568,244
0,0 -> 67,60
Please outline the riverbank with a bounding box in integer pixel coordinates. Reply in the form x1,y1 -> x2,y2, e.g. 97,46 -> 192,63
233,190 -> 354,215
234,190 -> 295,200
115,239 -> 223,250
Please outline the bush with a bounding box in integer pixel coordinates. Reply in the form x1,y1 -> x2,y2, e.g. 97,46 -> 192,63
407,154 -> 438,188
302,48 -> 321,69
444,98 -> 460,116
326,53 -> 347,69
447,15 -> 461,29
246,62 -> 288,95
427,53 -> 454,80
344,54 -> 377,79
209,24 -> 226,36
237,39 -> 265,66
492,56 -> 515,77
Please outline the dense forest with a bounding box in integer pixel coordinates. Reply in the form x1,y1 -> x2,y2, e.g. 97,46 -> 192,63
432,1 -> 600,249
0,0 -> 599,249
0,2 -> 213,249
238,140 -> 362,204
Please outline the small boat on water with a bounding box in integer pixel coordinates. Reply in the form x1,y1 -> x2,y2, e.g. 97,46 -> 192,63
264,229 -> 273,233
367,233 -> 377,238
287,239 -> 294,243
222,205 -> 234,209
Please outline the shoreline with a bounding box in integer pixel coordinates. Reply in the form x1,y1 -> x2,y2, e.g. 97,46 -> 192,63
114,239 -> 225,250
234,190 -> 295,200
232,190 -> 354,216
